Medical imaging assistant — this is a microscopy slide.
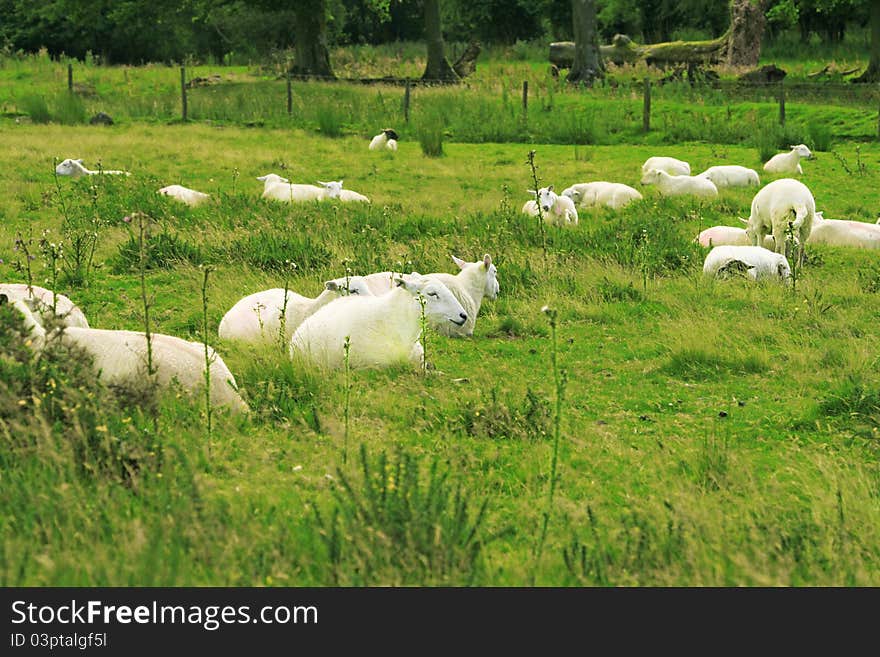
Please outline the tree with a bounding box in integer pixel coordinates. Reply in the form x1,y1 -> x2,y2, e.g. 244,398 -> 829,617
292,0 -> 334,77
727,0 -> 767,67
854,0 -> 880,82
567,0 -> 603,85
422,0 -> 458,81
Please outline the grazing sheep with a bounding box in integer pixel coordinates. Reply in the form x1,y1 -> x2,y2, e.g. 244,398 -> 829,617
317,180 -> 371,203
641,156 -> 690,177
523,186 -> 579,225
698,165 -> 760,188
696,226 -> 775,249
55,158 -> 130,178
218,277 -> 370,344
369,128 -> 399,151
561,182 -> 643,210
158,184 -> 210,207
257,174 -> 323,202
340,254 -> 500,337
703,245 -> 791,282
744,178 -> 816,267
806,211 -> 880,249
290,276 -> 467,370
640,169 -> 718,199
2,297 -> 247,413
763,144 -> 813,175
0,283 -> 89,328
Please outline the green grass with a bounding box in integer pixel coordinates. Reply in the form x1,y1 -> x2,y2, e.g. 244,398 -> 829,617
1,100 -> 880,586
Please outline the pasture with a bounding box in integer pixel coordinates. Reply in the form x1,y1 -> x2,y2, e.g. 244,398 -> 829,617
1,71 -> 880,585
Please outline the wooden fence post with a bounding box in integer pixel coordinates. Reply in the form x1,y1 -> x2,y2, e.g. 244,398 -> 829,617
180,66 -> 188,122
404,79 -> 411,124
778,80 -> 786,127
643,78 -> 651,132
287,68 -> 292,116
67,63 -> 73,93
522,80 -> 528,118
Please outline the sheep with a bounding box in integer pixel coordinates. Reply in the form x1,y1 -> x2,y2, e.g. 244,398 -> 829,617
218,277 -> 371,344
158,184 -> 210,207
806,211 -> 880,249
696,226 -> 775,250
641,156 -> 690,177
290,275 -> 467,370
561,182 -> 643,210
0,283 -> 89,328
640,169 -> 718,199
697,165 -> 760,188
523,187 -> 579,225
744,178 -> 816,267
763,144 -> 813,175
702,245 -> 791,282
369,128 -> 399,151
338,254 -> 500,338
2,296 -> 248,413
257,174 -> 323,202
55,158 -> 130,178
316,180 -> 371,203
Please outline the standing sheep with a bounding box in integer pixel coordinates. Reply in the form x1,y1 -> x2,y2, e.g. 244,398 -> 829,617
744,178 -> 816,267
290,276 -> 467,370
763,144 -> 813,175
561,182 -> 643,210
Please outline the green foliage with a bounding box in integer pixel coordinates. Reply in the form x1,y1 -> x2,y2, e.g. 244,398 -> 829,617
227,231 -> 332,274
416,111 -> 445,158
454,387 -> 551,440
19,94 -> 52,123
112,231 -> 203,272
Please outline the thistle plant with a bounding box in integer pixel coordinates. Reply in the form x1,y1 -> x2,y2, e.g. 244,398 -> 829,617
343,335 -> 352,464
532,304 -> 568,583
417,292 -> 428,374
38,230 -> 63,314
278,259 -> 297,353
231,167 -> 240,195
785,221 -> 799,293
133,212 -> 158,434
200,264 -> 215,441
526,150 -> 548,261
11,229 -> 36,297
637,228 -> 651,294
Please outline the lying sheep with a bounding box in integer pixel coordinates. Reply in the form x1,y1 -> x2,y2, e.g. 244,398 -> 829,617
369,128 -> 399,152
703,245 -> 791,282
744,178 -> 816,267
341,254 -> 500,338
697,165 -> 760,188
218,277 -> 370,344
806,211 -> 880,249
523,187 -> 579,225
317,180 -> 370,203
0,283 -> 89,328
55,158 -> 130,178
290,276 -> 467,370
158,184 -> 210,207
640,169 -> 718,199
696,226 -> 775,249
4,296 -> 247,413
763,144 -> 813,175
641,156 -> 690,177
561,182 -> 643,210
257,174 -> 323,202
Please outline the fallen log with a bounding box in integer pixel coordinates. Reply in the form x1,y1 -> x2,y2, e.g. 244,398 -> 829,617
550,31 -> 730,69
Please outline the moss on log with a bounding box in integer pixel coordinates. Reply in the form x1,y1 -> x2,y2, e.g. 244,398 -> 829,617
550,31 -> 731,69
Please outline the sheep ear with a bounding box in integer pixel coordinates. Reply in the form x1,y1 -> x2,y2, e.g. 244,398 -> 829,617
451,255 -> 466,269
76,159 -> 84,164
256,175 -> 268,181
738,217 -> 748,225
526,189 -> 536,195
483,254 -> 492,268
548,185 -> 554,192
325,280 -> 340,291
316,181 -> 329,187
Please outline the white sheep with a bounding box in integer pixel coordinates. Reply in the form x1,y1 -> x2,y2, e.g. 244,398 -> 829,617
257,174 -> 323,202
369,128 -> 399,151
703,245 -> 791,282
316,180 -> 370,203
640,169 -> 718,199
744,178 -> 816,267
290,276 -> 467,370
0,283 -> 89,328
763,144 -> 813,175
523,187 -> 579,225
696,226 -> 775,249
158,184 -> 210,207
561,182 -> 643,210
806,212 -> 880,249
697,165 -> 760,188
340,254 -> 500,338
2,296 -> 247,413
218,277 -> 370,344
55,158 -> 130,178
641,156 -> 690,177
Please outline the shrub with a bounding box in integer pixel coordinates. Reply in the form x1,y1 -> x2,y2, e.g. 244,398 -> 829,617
112,231 -> 204,272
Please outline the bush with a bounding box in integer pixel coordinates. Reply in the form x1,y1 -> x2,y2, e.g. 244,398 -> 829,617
417,112 -> 445,157
111,231 -> 204,272
19,94 -> 51,123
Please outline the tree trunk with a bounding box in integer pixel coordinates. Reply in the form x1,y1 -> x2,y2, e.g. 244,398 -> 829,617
292,0 -> 334,78
727,0 -> 766,67
422,0 -> 458,82
854,0 -> 880,83
567,0 -> 603,85
551,31 -> 730,69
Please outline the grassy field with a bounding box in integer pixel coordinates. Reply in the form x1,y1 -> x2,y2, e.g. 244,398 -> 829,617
1,67 -> 880,585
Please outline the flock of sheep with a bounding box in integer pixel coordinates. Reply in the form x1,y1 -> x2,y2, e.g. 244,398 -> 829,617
10,133 -> 876,418
522,143 -> 880,282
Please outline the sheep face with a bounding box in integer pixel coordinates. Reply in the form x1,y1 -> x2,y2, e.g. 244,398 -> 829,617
326,275 -> 371,296
534,186 -> 557,213
317,180 -> 344,198
561,187 -> 582,204
640,169 -> 662,185
791,144 -> 813,159
452,254 -> 500,300
55,158 -> 85,177
383,128 -> 399,141
777,259 -> 792,280
397,277 -> 468,328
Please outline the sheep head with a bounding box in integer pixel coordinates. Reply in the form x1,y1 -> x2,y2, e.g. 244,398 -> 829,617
395,276 -> 468,327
